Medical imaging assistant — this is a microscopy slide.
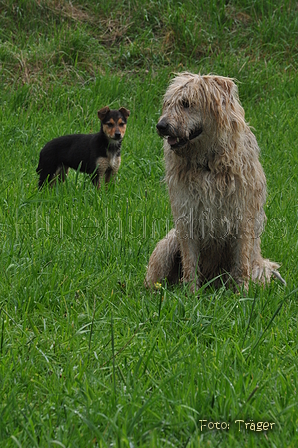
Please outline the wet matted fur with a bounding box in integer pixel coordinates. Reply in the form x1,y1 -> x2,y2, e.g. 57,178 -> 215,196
145,72 -> 285,290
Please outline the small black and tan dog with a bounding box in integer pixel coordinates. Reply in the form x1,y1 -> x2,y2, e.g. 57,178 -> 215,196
36,106 -> 130,189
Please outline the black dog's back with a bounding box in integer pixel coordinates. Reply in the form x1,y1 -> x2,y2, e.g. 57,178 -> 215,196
37,133 -> 103,173
36,106 -> 130,189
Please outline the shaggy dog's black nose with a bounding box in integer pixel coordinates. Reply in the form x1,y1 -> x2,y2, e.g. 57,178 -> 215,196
156,119 -> 169,133
114,131 -> 121,140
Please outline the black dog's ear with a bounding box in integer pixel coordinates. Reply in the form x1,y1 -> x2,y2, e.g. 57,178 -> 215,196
98,106 -> 110,121
119,107 -> 130,119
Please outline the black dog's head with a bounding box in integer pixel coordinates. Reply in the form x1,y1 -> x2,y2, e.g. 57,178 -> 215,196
98,106 -> 130,144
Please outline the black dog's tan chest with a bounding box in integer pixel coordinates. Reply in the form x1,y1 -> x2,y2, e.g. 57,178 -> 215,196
96,150 -> 121,182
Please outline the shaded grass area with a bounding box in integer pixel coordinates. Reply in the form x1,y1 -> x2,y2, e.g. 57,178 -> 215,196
0,0 -> 298,446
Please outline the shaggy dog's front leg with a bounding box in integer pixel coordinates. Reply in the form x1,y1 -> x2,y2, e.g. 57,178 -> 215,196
179,238 -> 202,291
230,216 -> 264,288
229,237 -> 252,290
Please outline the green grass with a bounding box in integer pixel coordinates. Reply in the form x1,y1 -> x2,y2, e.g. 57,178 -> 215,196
0,0 -> 298,446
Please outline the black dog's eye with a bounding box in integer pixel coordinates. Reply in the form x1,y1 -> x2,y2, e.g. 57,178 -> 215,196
182,99 -> 190,108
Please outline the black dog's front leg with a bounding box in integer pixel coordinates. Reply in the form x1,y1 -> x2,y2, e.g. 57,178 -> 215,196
105,168 -> 113,184
91,172 -> 101,189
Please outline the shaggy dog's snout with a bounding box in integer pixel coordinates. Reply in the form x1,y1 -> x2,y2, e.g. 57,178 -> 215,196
156,118 -> 186,149
156,118 -> 169,135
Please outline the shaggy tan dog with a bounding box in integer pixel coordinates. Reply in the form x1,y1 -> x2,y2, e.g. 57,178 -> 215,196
146,72 -> 285,290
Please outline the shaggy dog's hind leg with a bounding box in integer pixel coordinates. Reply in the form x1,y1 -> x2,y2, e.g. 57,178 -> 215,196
145,228 -> 181,287
252,259 -> 286,285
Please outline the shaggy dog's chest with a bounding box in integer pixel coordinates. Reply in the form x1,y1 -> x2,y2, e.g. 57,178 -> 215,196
170,190 -> 239,243
166,162 -> 241,242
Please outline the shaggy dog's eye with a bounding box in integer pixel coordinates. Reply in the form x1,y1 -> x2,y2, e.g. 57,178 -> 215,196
182,99 -> 190,108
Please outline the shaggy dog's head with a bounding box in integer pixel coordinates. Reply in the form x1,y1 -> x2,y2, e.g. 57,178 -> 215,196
156,73 -> 247,154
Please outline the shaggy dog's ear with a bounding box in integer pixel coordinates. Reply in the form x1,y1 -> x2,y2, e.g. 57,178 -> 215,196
223,77 -> 236,95
214,76 -> 235,91
216,77 -> 237,107
225,82 -> 246,132
210,77 -> 245,133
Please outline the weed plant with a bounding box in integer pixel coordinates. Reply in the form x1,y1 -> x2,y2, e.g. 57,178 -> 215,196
0,1 -> 297,446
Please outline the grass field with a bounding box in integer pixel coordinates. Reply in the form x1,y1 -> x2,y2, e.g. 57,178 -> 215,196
0,0 -> 298,446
